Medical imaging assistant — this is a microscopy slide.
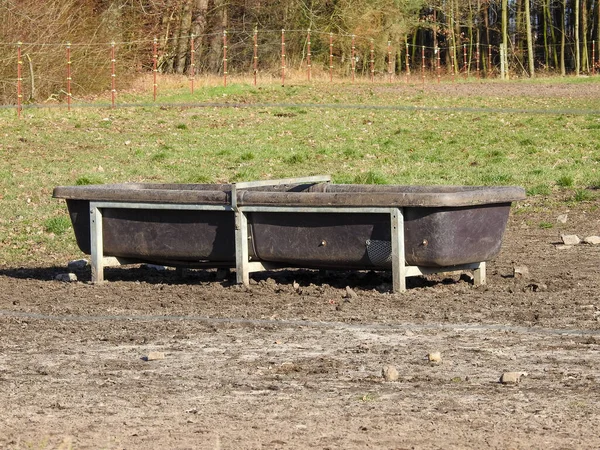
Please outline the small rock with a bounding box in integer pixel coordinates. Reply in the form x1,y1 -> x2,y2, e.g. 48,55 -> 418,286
292,281 -> 302,294
145,351 -> 165,361
382,365 -> 399,381
561,234 -> 581,245
428,351 -> 442,363
583,236 -> 600,245
513,266 -> 530,279
556,214 -> 568,224
144,264 -> 167,271
345,286 -> 358,300
67,259 -> 88,270
499,371 -> 528,384
55,273 -> 77,282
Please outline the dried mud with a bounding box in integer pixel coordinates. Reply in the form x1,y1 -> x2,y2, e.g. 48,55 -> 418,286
1,195 -> 599,449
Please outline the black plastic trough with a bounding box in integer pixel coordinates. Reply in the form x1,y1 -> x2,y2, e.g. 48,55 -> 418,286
53,176 -> 525,291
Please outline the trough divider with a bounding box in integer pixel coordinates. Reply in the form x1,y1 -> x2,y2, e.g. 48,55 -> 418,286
234,210 -> 250,286
474,261 -> 486,285
391,208 -> 406,292
90,203 -> 104,283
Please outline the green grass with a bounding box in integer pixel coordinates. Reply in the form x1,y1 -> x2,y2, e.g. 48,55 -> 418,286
1,77 -> 600,266
43,216 -> 71,235
571,189 -> 595,202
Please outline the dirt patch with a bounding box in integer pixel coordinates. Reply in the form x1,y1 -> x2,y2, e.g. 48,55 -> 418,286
1,198 -> 599,449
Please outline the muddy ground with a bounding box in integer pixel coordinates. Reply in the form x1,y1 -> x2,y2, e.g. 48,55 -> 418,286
0,196 -> 599,449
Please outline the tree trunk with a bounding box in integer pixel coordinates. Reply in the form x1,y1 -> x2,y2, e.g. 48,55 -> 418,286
159,7 -> 176,72
598,0 -> 600,71
454,0 -> 461,74
484,0 -> 491,75
561,0 -> 566,75
525,0 -> 535,76
575,0 -> 580,75
581,0 -> 588,72
516,0 -> 524,71
175,0 -> 193,74
449,0 -> 458,74
208,0 -> 227,72
502,0 -> 508,77
191,0 -> 209,71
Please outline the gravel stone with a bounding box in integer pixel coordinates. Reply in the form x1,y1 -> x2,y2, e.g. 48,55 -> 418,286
561,234 -> 581,245
382,365 -> 399,381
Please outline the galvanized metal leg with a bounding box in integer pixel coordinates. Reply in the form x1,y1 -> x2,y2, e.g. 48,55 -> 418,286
235,210 -> 250,286
391,208 -> 406,293
474,261 -> 486,286
90,203 -> 104,283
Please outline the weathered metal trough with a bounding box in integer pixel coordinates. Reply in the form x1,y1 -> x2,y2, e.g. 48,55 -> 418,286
53,175 -> 525,292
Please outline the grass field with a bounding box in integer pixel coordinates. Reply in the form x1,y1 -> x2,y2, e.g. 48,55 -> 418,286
1,77 -> 599,266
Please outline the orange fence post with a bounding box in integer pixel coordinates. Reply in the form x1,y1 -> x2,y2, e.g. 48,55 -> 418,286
329,33 -> 334,82
436,46 -> 440,84
351,35 -> 356,83
307,29 -> 312,81
152,37 -> 158,101
405,42 -> 410,84
388,41 -> 392,83
189,34 -> 195,94
451,46 -> 456,82
593,41 -> 596,76
17,42 -> 22,118
223,30 -> 228,87
66,42 -> 72,111
370,38 -> 375,82
111,41 -> 116,108
421,45 -> 425,86
281,29 -> 286,86
476,42 -> 480,79
253,27 -> 258,86
463,43 -> 467,79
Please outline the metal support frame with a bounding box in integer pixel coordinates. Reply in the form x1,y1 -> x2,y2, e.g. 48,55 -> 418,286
87,175 -> 487,292
232,205 -> 486,293
89,201 -> 232,283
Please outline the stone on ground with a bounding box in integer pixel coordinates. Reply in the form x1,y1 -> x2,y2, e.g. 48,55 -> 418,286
499,371 -> 528,384
583,236 -> 600,245
55,273 -> 77,282
513,266 -> 530,279
561,234 -> 581,245
146,351 -> 165,361
345,286 -> 358,300
67,259 -> 88,270
428,351 -> 442,363
382,365 -> 399,381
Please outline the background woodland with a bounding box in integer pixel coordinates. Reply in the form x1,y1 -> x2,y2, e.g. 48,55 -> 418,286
1,0 -> 599,102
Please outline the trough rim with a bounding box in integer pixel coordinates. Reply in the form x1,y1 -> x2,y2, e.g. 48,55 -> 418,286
52,182 -> 526,208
